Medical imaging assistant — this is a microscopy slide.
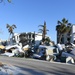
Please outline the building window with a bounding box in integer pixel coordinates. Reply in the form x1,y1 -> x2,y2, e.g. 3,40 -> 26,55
67,38 -> 70,42
74,40 -> 75,44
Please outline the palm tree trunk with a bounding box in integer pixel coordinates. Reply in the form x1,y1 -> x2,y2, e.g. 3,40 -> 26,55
8,34 -> 11,45
59,34 -> 62,44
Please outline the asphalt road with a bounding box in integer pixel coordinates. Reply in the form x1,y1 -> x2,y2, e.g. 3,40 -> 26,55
0,56 -> 75,75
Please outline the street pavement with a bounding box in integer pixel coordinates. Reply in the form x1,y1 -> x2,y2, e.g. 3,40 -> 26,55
0,56 -> 75,75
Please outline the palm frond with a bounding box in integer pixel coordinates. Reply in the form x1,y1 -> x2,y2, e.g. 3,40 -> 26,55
12,24 -> 17,28
38,29 -> 43,31
38,25 -> 44,27
65,20 -> 68,24
62,18 -> 68,24
0,0 -> 11,3
6,24 -> 16,35
67,23 -> 72,27
7,0 -> 11,3
44,21 -> 46,25
6,24 -> 10,28
57,21 -> 61,25
62,18 -> 66,23
56,25 -> 61,31
46,29 -> 49,31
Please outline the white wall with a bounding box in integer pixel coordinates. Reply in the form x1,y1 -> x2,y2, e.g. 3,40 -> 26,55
70,25 -> 75,43
35,34 -> 42,41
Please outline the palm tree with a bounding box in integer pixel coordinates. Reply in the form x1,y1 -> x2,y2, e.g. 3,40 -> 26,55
6,24 -> 17,38
56,18 -> 72,43
38,21 -> 49,42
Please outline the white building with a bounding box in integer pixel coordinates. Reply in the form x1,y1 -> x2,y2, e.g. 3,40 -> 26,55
35,33 -> 42,45
70,25 -> 75,43
9,32 -> 42,46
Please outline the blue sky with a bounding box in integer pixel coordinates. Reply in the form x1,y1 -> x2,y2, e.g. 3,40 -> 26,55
0,0 -> 75,43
